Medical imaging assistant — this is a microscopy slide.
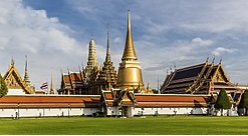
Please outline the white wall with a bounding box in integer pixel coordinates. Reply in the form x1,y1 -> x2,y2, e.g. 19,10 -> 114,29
0,107 -> 100,118
106,107 -> 121,116
8,89 -> 25,95
103,106 -> 208,117
131,107 -> 208,116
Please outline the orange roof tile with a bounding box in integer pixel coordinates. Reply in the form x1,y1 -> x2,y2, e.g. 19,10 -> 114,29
106,101 -> 114,105
105,93 -> 113,100
64,75 -> 70,83
0,95 -> 100,105
1,97 -> 70,103
70,73 -> 82,81
122,101 -> 133,105
135,95 -> 207,103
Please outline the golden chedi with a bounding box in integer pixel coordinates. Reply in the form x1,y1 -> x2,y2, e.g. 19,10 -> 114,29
116,10 -> 145,93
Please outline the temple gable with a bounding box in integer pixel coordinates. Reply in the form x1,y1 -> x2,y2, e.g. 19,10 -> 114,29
4,61 -> 34,94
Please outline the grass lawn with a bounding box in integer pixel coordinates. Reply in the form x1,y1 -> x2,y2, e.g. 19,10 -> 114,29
0,116 -> 247,135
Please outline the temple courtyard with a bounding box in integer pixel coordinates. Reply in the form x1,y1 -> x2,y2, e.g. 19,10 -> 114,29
0,116 -> 247,135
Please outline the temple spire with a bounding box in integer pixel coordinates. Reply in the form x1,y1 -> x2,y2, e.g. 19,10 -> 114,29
87,38 -> 98,67
85,38 -> 100,82
105,31 -> 112,64
49,74 -> 55,94
95,23 -> 118,92
122,10 -> 137,60
24,55 -> 30,86
116,10 -> 144,92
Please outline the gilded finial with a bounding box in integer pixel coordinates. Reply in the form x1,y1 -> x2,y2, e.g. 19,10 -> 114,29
24,55 -> 30,86
219,54 -> 223,64
105,26 -> 112,63
11,57 -> 15,65
127,10 -> 131,30
206,56 -> 209,63
25,55 -> 28,71
50,74 -> 54,94
122,10 -> 137,60
212,55 -> 215,64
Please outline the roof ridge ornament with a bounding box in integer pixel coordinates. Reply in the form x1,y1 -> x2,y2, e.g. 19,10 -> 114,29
212,55 -> 215,64
219,54 -> 223,64
11,57 -> 15,65
206,56 -> 209,63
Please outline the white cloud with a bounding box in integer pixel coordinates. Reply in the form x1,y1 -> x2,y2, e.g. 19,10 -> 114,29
0,0 -> 80,54
211,47 -> 237,56
191,38 -> 214,47
0,0 -> 83,89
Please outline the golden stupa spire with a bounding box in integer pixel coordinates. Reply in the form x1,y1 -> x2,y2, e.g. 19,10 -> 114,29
97,27 -> 118,91
87,38 -> 98,67
24,55 -> 30,86
49,74 -> 55,94
105,30 -> 112,64
85,38 -> 100,82
116,10 -> 144,93
122,10 -> 137,61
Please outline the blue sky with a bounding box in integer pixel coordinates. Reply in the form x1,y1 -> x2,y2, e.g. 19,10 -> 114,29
0,0 -> 248,91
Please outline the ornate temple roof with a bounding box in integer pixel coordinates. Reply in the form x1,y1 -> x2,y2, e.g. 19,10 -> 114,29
4,60 -> 34,94
102,89 -> 137,107
61,71 -> 85,90
161,60 -> 240,95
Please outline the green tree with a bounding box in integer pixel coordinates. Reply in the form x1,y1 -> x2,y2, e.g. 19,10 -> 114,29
214,89 -> 232,116
0,73 -> 8,97
238,90 -> 248,116
152,89 -> 158,94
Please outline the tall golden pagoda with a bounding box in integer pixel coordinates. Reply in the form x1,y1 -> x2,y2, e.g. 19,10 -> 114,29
96,31 -> 118,91
84,39 -> 100,82
116,10 -> 145,93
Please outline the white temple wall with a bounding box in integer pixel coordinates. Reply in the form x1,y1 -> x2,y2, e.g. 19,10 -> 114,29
132,107 -> 208,116
106,107 -> 121,116
83,108 -> 100,116
0,109 -> 16,117
7,89 -> 25,95
0,108 -> 100,118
